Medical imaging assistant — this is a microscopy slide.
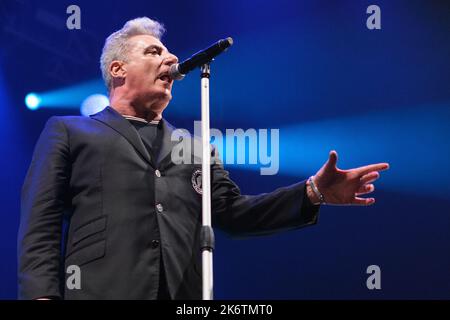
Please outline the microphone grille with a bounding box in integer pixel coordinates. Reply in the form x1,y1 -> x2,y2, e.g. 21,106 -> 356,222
169,64 -> 185,81
220,37 -> 233,50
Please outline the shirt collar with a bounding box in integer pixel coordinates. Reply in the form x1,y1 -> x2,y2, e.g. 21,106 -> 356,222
122,114 -> 160,125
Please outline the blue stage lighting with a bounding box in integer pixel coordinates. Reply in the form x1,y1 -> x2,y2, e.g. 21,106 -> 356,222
80,94 -> 109,116
222,105 -> 450,199
24,80 -> 107,110
25,93 -> 41,110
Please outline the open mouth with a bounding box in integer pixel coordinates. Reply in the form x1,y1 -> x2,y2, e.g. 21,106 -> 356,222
158,73 -> 171,83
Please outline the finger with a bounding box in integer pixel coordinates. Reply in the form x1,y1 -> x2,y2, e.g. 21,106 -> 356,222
359,172 -> 380,185
352,197 -> 376,206
325,150 -> 338,169
355,163 -> 389,176
356,184 -> 374,196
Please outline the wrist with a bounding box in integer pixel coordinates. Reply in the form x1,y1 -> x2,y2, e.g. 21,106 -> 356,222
306,176 -> 325,205
306,178 -> 321,205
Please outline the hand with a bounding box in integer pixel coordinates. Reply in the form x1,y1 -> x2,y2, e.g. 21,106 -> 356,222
311,150 -> 389,206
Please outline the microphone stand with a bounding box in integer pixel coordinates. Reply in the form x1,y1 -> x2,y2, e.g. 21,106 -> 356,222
170,37 -> 232,300
200,63 -> 215,300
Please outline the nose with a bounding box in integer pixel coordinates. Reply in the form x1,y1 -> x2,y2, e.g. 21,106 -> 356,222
163,52 -> 178,66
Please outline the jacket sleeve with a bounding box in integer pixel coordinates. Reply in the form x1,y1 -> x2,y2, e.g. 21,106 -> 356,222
18,117 -> 71,299
211,152 -> 320,237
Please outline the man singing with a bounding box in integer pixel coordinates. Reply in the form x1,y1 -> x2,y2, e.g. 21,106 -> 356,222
18,17 -> 389,300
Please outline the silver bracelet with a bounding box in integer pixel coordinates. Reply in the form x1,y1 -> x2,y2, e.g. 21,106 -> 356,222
308,176 -> 325,204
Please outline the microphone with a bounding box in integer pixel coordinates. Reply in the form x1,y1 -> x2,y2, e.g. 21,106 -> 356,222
169,37 -> 234,80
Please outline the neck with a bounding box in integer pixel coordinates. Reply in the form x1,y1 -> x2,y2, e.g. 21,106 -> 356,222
109,90 -> 163,122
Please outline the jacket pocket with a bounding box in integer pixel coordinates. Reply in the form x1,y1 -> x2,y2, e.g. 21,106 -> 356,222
65,239 -> 106,267
72,216 -> 107,246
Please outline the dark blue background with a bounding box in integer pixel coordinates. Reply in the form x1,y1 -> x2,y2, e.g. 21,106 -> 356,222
1,0 -> 449,299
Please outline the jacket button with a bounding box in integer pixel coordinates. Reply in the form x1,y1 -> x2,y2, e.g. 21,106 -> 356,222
156,203 -> 163,213
151,240 -> 160,248
155,169 -> 161,178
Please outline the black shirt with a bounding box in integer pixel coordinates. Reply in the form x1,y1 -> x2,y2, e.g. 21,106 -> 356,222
127,118 -> 163,164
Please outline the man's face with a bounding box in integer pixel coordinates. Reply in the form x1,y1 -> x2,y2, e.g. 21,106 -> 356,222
121,34 -> 178,113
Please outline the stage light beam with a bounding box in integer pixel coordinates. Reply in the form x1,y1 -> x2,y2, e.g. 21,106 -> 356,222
80,94 -> 109,116
25,93 -> 41,110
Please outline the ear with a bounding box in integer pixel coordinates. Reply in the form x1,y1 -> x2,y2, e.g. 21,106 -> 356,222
110,61 -> 126,79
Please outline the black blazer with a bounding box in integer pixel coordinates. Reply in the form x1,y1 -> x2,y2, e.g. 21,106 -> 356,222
18,106 -> 319,300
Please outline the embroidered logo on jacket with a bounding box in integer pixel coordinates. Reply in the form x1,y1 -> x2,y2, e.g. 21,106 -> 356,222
191,169 -> 202,194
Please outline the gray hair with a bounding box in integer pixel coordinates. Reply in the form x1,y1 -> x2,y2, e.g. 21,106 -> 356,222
100,17 -> 165,91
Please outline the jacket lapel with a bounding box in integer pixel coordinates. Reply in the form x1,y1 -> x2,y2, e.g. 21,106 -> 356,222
157,118 -> 182,169
90,107 -> 154,167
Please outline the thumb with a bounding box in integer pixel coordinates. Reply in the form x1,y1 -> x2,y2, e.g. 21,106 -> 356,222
325,150 -> 338,170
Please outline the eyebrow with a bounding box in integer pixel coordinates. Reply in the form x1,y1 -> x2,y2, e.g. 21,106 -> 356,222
143,44 -> 167,53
